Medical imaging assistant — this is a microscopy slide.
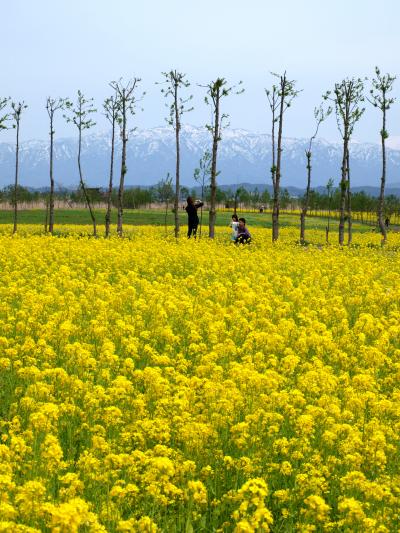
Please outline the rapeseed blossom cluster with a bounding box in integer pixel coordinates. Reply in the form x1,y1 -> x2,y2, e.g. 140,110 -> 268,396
0,225 -> 399,531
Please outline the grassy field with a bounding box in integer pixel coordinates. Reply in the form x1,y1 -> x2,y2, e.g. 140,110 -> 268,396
0,207 -> 375,234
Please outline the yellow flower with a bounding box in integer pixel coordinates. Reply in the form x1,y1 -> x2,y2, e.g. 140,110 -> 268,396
40,434 -> 65,473
302,494 -> 331,522
0,226 -> 400,531
186,480 -> 208,505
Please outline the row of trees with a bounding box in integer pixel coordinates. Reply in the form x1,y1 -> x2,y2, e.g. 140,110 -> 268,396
1,81 -> 144,237
3,182 -> 398,220
264,69 -> 397,245
0,67 -> 397,243
0,183 -> 266,210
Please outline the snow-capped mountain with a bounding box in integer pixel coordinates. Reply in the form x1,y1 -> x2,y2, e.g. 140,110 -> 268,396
0,125 -> 399,189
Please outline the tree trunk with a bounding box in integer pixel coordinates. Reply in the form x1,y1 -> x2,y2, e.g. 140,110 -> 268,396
209,91 -> 220,239
378,105 -> 387,244
326,194 -> 331,244
272,178 -> 279,241
272,80 -> 285,242
44,197 -> 49,233
13,119 -> 20,234
78,127 -> 97,237
117,97 -> 127,237
174,82 -> 180,239
270,96 -> 276,241
105,116 -> 115,237
300,151 -> 312,244
346,148 -> 352,245
270,94 -> 277,191
199,183 -> 204,238
49,114 -> 55,234
339,136 -> 348,245
300,212 -> 305,243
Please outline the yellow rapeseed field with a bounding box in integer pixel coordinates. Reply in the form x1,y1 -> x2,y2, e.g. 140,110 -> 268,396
0,225 -> 399,532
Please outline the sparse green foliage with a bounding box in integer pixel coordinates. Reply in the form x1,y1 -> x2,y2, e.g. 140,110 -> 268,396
0,97 -> 10,131
46,97 -> 69,131
64,91 -> 98,236
11,101 -> 28,234
266,72 -> 300,242
323,77 -> 365,245
265,84 -> 279,186
367,67 -> 396,244
158,70 -> 193,238
193,149 -> 211,236
46,97 -> 69,234
201,78 -> 244,238
367,67 -> 396,115
156,173 -> 174,204
103,91 -> 121,237
11,102 -> 28,124
159,70 -> 193,127
64,91 -> 95,131
300,103 -> 332,243
156,173 -> 174,234
110,78 -> 144,236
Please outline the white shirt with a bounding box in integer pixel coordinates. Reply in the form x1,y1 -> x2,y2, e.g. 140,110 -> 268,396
230,221 -> 239,238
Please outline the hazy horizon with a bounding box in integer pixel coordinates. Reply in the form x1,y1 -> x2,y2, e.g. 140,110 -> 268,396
0,123 -> 400,150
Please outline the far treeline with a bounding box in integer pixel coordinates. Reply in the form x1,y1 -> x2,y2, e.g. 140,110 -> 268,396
2,182 -> 399,222
0,68 -> 397,244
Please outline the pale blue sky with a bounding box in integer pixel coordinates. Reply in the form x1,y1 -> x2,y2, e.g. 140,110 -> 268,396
2,0 -> 400,143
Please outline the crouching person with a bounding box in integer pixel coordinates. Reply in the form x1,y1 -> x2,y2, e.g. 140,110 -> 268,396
235,217 -> 251,244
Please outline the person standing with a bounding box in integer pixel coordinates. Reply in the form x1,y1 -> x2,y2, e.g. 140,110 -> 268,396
185,197 -> 203,238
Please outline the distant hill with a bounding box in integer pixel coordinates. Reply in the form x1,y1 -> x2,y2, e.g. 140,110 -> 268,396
0,125 -> 399,190
189,183 -> 400,198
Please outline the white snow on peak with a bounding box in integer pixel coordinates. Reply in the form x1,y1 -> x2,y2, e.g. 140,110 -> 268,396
387,136 -> 400,151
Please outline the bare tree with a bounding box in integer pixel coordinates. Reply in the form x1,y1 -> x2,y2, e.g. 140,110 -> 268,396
159,71 -> 193,238
266,72 -> 300,242
64,91 -> 97,236
193,149 -> 211,237
324,78 -> 365,245
346,149 -> 353,244
367,67 -> 396,245
11,101 -> 27,234
202,78 -> 243,238
265,85 -> 279,213
325,178 -> 334,243
156,173 -> 174,235
110,78 -> 143,236
46,97 -> 69,234
44,194 -> 49,233
300,103 -> 331,244
103,92 -> 121,237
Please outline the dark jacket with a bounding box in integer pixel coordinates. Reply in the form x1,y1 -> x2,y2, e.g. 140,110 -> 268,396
185,202 -> 203,224
236,226 -> 251,243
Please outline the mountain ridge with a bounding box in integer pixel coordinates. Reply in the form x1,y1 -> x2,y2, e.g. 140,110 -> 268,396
0,125 -> 399,189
